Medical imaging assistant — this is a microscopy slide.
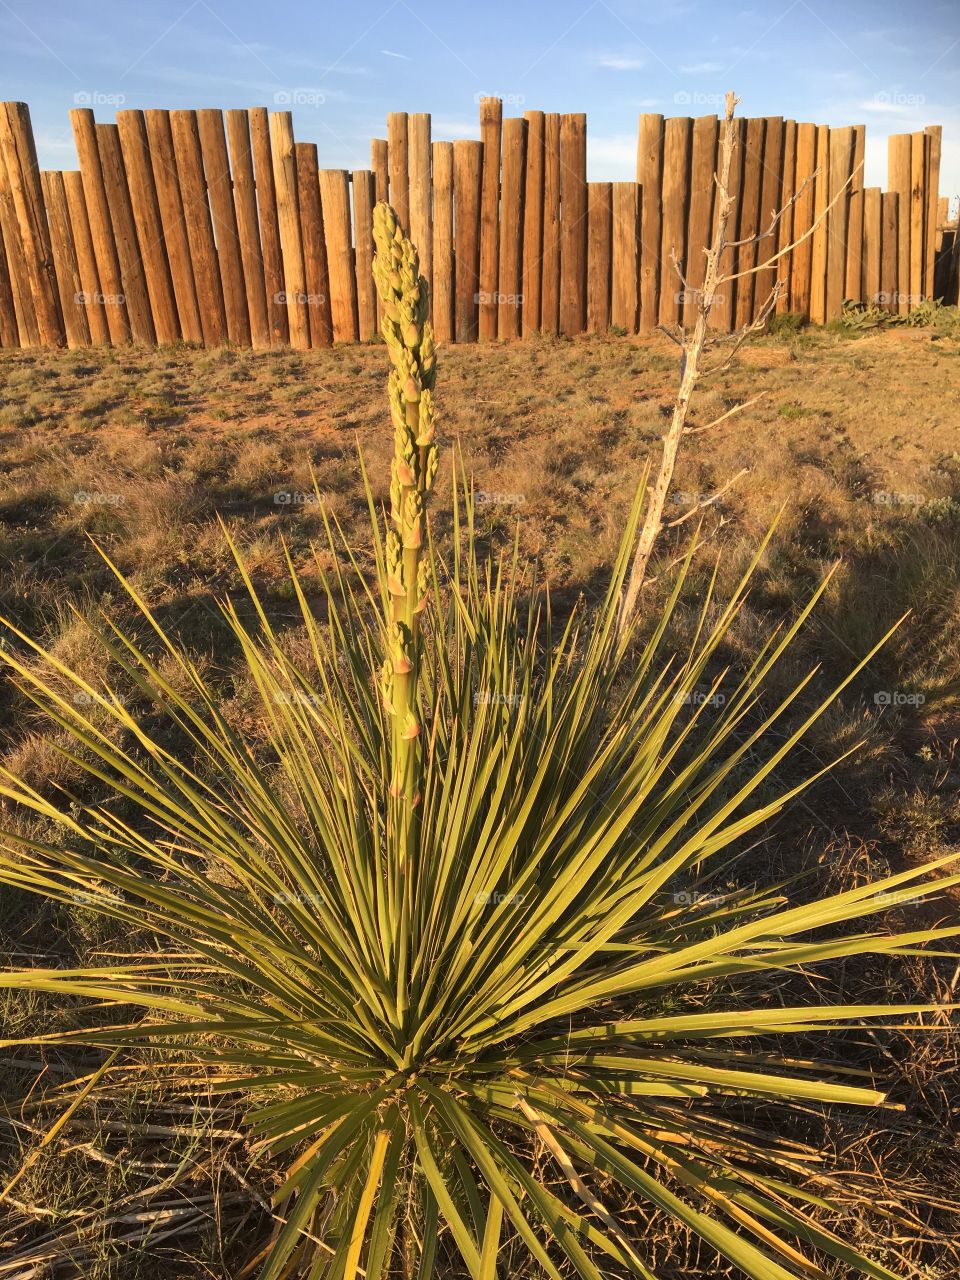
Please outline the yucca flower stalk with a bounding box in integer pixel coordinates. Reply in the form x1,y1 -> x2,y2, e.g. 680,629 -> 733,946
0,210 -> 958,1280
372,201 -> 437,874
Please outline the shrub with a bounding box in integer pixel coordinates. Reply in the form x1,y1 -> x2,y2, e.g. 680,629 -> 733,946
1,208 -> 958,1279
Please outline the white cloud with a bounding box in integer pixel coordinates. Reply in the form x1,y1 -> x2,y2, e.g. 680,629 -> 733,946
593,54 -> 646,71
380,49 -> 411,60
588,133 -> 636,179
432,119 -> 481,140
679,61 -> 723,74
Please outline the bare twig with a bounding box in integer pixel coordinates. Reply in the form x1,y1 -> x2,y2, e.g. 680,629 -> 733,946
617,94 -> 859,636
665,467 -> 750,528
617,90 -> 743,635
722,161 -> 863,286
685,391 -> 767,434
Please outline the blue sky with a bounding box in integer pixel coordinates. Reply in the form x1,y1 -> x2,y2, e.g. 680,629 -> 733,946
3,0 -> 958,200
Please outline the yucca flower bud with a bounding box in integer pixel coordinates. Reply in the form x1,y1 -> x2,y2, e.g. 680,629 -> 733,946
389,621 -> 413,675
416,390 -> 435,446
373,200 -> 438,865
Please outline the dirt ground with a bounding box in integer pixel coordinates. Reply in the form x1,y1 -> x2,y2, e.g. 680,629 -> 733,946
0,318 -> 959,1276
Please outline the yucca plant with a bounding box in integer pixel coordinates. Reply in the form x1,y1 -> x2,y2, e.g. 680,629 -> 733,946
1,206 -> 958,1280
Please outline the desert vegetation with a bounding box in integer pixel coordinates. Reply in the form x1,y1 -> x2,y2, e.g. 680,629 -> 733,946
0,165 -> 958,1280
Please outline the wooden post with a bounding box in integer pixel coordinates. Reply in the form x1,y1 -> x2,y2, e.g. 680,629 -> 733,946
70,108 -> 129,343
559,112 -> 587,337
0,230 -> 17,346
683,114 -> 717,328
62,171 -> 109,345
371,138 -> 389,204
0,102 -> 64,346
659,116 -> 691,327
862,186 -> 881,306
143,110 -> 203,345
453,139 -> 481,343
887,134 -> 912,315
170,111 -> 227,346
225,110 -> 270,349
789,122 -> 816,320
710,116 -> 744,333
197,110 -> 250,346
408,113 -> 432,303
775,120 -> 797,314
431,142 -> 454,343
934,201 -> 954,301
115,111 -> 180,344
880,191 -> 899,313
611,182 -> 639,333
296,142 -> 332,348
636,113 -> 663,331
754,116 -> 783,318
0,178 -> 39,345
809,124 -> 829,324
387,113 -> 409,230
40,171 -> 90,348
935,196 -> 949,252
371,137 -> 389,327
248,108 -> 288,346
540,112 -> 560,335
353,169 -> 377,342
587,181 -> 612,334
909,131 -> 927,311
96,124 -> 156,344
319,169 -> 358,343
478,98 -> 502,340
521,110 -> 544,337
269,111 -> 310,351
924,125 -> 942,299
844,124 -> 865,304
826,125 -> 857,320
498,116 -> 526,339
733,116 -> 766,330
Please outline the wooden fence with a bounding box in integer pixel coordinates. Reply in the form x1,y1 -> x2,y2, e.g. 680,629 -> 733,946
0,98 -> 956,351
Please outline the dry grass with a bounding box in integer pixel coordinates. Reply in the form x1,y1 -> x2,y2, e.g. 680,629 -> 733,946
0,322 -> 958,1276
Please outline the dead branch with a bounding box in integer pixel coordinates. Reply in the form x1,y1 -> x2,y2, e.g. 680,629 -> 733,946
722,161 -> 863,286
685,391 -> 767,434
665,467 -> 750,528
617,90 -> 744,636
